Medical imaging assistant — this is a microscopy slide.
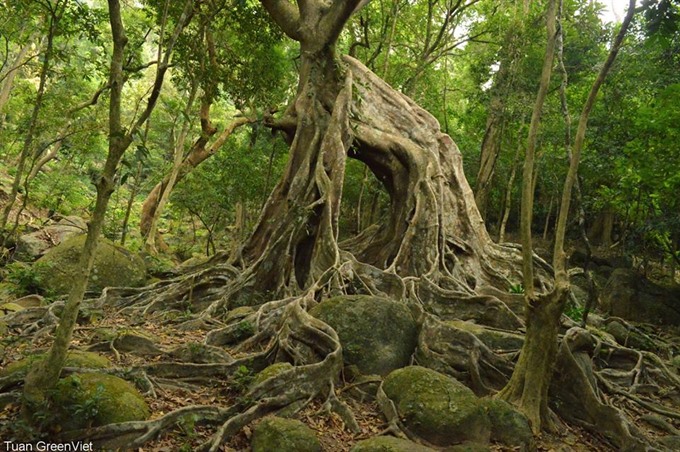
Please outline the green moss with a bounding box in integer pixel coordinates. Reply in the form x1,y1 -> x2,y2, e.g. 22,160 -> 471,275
251,362 -> 294,388
252,416 -> 322,452
34,234 -> 146,295
52,372 -> 150,430
382,366 -> 490,447
482,398 -> 532,448
1,350 -> 110,377
310,295 -> 417,376
350,436 -> 436,451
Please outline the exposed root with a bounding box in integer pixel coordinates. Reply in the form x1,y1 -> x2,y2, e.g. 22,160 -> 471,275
59,405 -> 236,449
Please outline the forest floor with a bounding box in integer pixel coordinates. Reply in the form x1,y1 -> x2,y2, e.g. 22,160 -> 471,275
1,297 -> 659,451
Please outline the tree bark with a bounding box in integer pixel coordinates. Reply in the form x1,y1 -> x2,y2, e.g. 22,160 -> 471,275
23,0 -> 193,407
0,37 -> 35,126
496,0 -> 560,433
498,0 -> 637,433
0,8 -> 59,236
144,82 -> 197,254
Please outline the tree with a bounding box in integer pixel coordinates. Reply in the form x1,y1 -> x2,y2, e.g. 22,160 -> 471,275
0,0 -> 64,236
22,0 -> 194,408
474,0 -> 530,220
497,0 -> 638,433
4,2 -> 677,450
139,0 -> 286,250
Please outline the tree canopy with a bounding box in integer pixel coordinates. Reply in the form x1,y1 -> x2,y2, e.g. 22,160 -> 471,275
1,0 -> 679,450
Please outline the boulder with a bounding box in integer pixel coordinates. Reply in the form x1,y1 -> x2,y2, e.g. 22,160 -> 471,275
34,234 -> 146,295
1,350 -> 110,377
604,320 -> 658,352
251,362 -> 294,388
168,342 -> 233,364
251,416 -> 322,452
15,216 -> 87,261
381,366 -> 490,446
447,320 -> 523,351
52,372 -> 150,430
310,295 -> 417,376
600,268 -> 680,326
482,399 -> 532,450
350,436 -> 435,452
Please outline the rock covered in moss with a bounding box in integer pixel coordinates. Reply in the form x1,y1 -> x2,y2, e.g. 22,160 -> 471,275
351,436 -> 435,451
252,416 -> 322,452
52,372 -> 150,430
34,234 -> 146,295
251,362 -> 294,388
168,342 -> 233,364
310,295 -> 417,376
482,399 -> 532,449
1,350 -> 110,377
382,366 -> 490,446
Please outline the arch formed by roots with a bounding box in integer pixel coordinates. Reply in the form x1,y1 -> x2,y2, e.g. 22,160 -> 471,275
2,51 -> 677,452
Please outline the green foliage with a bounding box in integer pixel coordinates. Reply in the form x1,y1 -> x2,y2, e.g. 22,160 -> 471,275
564,302 -> 584,323
55,375 -> 107,422
508,283 -> 525,294
3,262 -> 52,297
230,365 -> 254,393
235,320 -> 255,340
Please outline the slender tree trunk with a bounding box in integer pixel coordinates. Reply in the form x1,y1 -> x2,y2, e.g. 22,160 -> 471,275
23,0 -> 193,408
496,0 -> 559,432
542,196 -> 553,241
498,125 -> 524,243
0,12 -> 58,236
0,39 -> 35,126
145,82 -> 197,254
498,0 -> 637,433
23,0 -> 130,407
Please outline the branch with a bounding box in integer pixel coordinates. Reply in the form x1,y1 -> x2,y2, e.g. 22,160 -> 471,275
260,0 -> 302,41
123,59 -> 158,72
319,0 -> 371,47
127,0 -> 194,139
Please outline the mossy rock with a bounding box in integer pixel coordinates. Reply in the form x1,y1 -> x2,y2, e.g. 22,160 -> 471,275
0,302 -> 24,314
351,436 -> 436,451
1,350 -> 110,377
251,362 -> 294,388
52,372 -> 150,430
226,306 -> 255,322
34,234 -> 146,296
310,295 -> 417,376
482,399 -> 532,449
252,416 -> 322,452
604,320 -> 658,352
443,443 -> 490,451
382,366 -> 490,447
447,320 -> 524,351
142,253 -> 177,278
169,342 -> 233,364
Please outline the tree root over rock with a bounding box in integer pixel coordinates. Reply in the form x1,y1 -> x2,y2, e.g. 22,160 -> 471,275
3,55 -> 679,451
551,327 -> 680,451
